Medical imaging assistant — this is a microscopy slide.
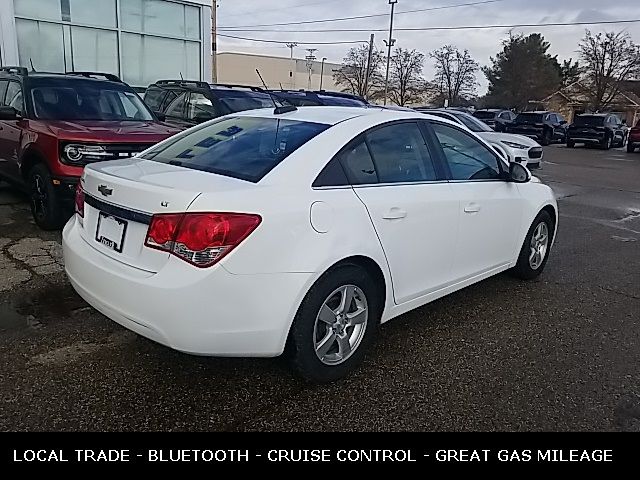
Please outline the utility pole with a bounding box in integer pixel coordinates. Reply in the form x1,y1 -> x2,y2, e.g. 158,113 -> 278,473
320,57 -> 327,90
363,33 -> 374,99
286,43 -> 298,59
383,0 -> 398,105
211,0 -> 217,83
305,48 -> 317,90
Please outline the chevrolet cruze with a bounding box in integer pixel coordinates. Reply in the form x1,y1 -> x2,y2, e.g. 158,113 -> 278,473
63,106 -> 558,383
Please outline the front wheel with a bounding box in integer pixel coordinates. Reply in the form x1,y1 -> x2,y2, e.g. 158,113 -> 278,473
511,211 -> 554,280
541,130 -> 552,146
567,139 -> 576,148
28,164 -> 66,230
288,264 -> 380,383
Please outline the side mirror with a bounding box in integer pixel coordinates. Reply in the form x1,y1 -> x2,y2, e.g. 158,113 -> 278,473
509,162 -> 531,183
0,106 -> 20,121
153,111 -> 166,122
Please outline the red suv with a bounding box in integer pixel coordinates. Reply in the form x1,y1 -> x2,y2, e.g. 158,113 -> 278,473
627,119 -> 640,153
0,68 -> 180,230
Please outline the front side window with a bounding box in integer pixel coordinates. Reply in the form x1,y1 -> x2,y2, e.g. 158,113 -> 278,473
366,122 -> 438,183
143,88 -> 167,111
187,92 -> 218,121
140,116 -> 329,183
5,82 -> 23,112
30,80 -> 153,121
165,92 -> 188,118
431,122 -> 502,181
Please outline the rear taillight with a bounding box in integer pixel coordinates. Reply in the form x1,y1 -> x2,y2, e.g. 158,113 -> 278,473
145,212 -> 261,268
75,183 -> 85,218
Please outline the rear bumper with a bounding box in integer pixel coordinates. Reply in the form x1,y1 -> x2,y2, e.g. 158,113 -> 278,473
63,216 -> 312,357
567,132 -> 605,143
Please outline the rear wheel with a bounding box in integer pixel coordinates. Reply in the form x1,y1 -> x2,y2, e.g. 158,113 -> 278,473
541,130 -> 552,146
28,164 -> 65,231
600,134 -> 612,150
511,211 -> 554,280
288,264 -> 380,383
567,139 -> 575,148
628,143 -> 636,153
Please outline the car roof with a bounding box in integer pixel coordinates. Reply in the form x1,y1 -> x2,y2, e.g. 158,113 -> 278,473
234,105 -> 439,126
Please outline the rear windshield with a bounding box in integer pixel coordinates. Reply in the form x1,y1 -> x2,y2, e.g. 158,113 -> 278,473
215,90 -> 279,113
573,115 -> 605,126
516,113 -> 543,123
473,111 -> 498,120
140,116 -> 329,182
29,78 -> 153,121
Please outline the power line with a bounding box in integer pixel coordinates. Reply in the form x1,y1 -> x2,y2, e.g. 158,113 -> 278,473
219,18 -> 640,34
218,33 -> 369,45
220,0 -> 505,29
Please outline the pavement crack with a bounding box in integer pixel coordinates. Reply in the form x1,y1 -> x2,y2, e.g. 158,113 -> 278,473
599,286 -> 640,301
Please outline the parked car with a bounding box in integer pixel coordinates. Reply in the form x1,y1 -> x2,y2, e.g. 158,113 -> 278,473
63,106 -> 557,382
473,109 -> 517,132
0,67 -> 179,230
506,111 -> 568,145
566,113 -> 628,150
269,90 -> 368,107
417,108 -> 543,168
144,80 -> 281,130
627,120 -> 640,153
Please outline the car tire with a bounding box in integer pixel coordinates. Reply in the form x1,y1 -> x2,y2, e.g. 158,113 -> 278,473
288,263 -> 380,383
567,139 -> 575,148
628,143 -> 636,153
511,210 -> 554,280
600,134 -> 612,150
541,130 -> 552,146
28,164 -> 66,231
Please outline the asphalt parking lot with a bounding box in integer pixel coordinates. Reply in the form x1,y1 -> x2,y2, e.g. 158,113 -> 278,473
0,145 -> 639,432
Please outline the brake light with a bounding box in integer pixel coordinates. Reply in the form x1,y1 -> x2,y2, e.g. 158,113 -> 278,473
145,212 -> 261,268
75,183 -> 85,218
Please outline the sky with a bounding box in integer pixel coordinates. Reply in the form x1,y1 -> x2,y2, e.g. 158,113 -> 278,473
216,0 -> 640,94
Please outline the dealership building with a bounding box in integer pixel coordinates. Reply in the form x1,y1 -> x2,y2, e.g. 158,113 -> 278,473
0,0 -> 213,87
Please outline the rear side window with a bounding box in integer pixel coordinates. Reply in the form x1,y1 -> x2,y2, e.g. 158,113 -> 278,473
186,92 -> 218,122
5,82 -> 23,112
165,92 -> 187,118
141,116 -> 329,183
144,88 -> 167,111
366,123 -> 438,183
0,81 -> 8,105
338,140 -> 378,185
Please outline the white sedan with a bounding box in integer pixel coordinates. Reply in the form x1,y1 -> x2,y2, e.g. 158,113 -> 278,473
63,107 -> 557,383
418,109 -> 544,168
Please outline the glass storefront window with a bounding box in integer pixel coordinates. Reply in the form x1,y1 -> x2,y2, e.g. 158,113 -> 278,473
70,27 -> 119,74
69,0 -> 117,28
14,0 -> 62,22
15,19 -> 65,72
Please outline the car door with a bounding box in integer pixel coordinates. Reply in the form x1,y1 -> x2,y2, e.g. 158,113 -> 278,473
428,121 -> 524,282
342,121 -> 460,305
0,80 -> 24,181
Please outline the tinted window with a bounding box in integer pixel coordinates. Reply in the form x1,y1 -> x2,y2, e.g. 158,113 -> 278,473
160,90 -> 179,111
0,81 -> 8,106
165,92 -> 187,118
187,92 -> 218,121
431,122 -> 502,181
574,115 -> 605,127
5,82 -> 23,112
141,116 -> 329,183
143,87 -> 167,111
313,158 -> 349,187
556,114 -> 565,123
30,80 -> 152,121
317,95 -> 366,107
450,112 -> 493,132
473,111 -> 497,120
338,140 -> 378,185
216,90 -> 276,113
366,122 -> 437,183
516,113 -> 543,124
499,112 -> 511,120
277,95 -> 322,107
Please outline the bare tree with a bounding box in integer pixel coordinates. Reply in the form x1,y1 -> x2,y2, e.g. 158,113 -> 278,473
579,30 -> 640,110
430,45 -> 479,106
333,44 -> 384,100
387,48 -> 432,106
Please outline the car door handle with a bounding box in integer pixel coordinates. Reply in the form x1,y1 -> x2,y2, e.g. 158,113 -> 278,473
382,208 -> 407,220
464,203 -> 481,213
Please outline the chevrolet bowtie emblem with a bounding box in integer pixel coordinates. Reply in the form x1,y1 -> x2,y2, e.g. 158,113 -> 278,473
98,185 -> 113,197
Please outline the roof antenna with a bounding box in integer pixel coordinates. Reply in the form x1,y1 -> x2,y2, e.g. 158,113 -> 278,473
29,58 -> 36,72
256,69 -> 297,115
279,82 -> 284,91
179,72 -> 184,81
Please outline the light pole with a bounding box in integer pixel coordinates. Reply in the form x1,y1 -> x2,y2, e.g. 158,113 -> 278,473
383,0 -> 398,105
306,48 -> 317,90
320,57 -> 327,90
286,43 -> 298,59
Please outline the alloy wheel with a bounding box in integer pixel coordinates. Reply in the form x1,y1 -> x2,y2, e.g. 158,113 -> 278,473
529,222 -> 549,270
313,285 -> 368,366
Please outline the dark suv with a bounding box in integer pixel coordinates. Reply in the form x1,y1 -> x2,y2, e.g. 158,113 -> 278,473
144,80 -> 280,130
0,67 -> 179,230
566,113 -> 628,150
507,111 -> 568,145
473,109 -> 516,132
269,90 -> 368,107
